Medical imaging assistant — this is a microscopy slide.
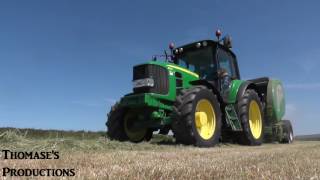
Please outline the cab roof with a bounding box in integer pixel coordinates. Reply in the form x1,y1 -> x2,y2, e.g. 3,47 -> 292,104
174,39 -> 237,60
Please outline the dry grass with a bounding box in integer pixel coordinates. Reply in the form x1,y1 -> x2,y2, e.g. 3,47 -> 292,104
0,130 -> 319,179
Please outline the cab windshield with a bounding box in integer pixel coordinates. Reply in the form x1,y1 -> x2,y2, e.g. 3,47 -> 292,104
175,47 -> 216,80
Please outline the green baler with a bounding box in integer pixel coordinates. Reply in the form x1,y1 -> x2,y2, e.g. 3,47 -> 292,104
106,32 -> 293,147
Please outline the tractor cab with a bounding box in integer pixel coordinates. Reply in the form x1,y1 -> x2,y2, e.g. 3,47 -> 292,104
172,39 -> 241,92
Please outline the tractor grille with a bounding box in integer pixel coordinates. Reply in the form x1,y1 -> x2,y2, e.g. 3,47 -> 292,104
133,64 -> 169,95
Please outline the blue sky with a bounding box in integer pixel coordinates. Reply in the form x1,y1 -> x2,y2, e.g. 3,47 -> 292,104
0,0 -> 319,135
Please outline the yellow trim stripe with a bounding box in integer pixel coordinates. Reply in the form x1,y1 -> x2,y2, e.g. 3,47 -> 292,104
167,65 -> 199,78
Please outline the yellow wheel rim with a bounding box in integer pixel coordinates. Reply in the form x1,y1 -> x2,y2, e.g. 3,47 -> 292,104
195,99 -> 216,140
249,100 -> 262,139
124,113 -> 147,142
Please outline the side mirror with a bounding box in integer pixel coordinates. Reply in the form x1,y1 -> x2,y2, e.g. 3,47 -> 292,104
223,35 -> 232,49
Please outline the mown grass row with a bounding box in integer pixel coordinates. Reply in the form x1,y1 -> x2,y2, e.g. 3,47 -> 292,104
0,128 -> 178,152
0,127 -> 105,140
1,127 -> 319,152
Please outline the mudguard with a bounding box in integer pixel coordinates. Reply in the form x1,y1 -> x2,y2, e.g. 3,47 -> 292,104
232,78 -> 285,122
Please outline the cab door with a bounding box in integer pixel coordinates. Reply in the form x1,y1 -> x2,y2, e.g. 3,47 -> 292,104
217,48 -> 239,80
217,48 -> 240,102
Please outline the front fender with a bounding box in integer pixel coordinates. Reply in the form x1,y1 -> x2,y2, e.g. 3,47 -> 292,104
189,80 -> 224,104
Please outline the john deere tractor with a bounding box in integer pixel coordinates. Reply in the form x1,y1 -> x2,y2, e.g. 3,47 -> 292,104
106,30 -> 294,147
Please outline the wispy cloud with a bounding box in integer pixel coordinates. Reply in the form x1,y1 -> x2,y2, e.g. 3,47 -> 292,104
284,102 -> 320,135
105,98 -> 117,104
293,49 -> 320,75
71,100 -> 104,108
284,103 -> 298,132
285,103 -> 297,115
71,97 -> 117,108
285,82 -> 320,90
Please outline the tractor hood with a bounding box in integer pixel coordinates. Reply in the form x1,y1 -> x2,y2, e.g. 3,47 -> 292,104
134,60 -> 200,79
132,60 -> 199,100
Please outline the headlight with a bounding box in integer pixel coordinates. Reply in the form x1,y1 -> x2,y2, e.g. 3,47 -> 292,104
133,78 -> 154,88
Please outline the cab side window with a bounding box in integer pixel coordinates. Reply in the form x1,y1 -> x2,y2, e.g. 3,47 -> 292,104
178,60 -> 188,69
178,60 -> 196,72
217,49 -> 237,79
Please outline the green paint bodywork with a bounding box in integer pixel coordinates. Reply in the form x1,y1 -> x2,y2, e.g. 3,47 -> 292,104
119,62 -> 249,129
223,80 -> 245,131
263,79 -> 286,142
118,60 -> 199,126
228,80 -> 245,103
266,79 -> 286,122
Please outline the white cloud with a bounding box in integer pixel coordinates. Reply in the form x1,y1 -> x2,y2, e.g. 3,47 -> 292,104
285,103 -> 297,115
285,83 -> 320,90
284,102 -> 320,135
283,103 -> 299,134
105,98 -> 117,104
71,97 -> 117,108
71,100 -> 104,107
294,49 -> 320,74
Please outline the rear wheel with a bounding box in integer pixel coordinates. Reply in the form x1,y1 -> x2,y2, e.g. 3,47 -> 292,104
172,86 -> 222,147
237,89 -> 264,145
106,104 -> 151,142
280,120 -> 294,144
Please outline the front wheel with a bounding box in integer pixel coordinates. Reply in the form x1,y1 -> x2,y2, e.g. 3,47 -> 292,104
106,105 -> 151,143
123,110 -> 152,143
172,86 -> 222,147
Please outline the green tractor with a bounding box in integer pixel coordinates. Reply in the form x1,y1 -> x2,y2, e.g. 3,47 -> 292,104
106,30 -> 294,147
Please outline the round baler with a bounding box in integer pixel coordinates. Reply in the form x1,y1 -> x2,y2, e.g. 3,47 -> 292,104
265,79 -> 293,143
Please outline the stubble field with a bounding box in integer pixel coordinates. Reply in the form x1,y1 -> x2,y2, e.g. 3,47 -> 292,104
0,128 -> 319,179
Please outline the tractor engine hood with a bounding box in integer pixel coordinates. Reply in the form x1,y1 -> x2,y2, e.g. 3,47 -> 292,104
132,61 -> 199,95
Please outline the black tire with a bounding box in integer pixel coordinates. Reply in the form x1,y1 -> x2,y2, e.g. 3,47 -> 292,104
106,103 -> 128,141
171,86 -> 222,147
280,120 -> 294,144
106,103 -> 151,143
237,89 -> 264,145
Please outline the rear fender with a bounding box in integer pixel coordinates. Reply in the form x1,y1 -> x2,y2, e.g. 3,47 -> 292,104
236,82 -> 258,102
235,78 -> 269,104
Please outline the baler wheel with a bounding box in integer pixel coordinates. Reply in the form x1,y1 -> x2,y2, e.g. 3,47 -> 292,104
280,120 -> 294,144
